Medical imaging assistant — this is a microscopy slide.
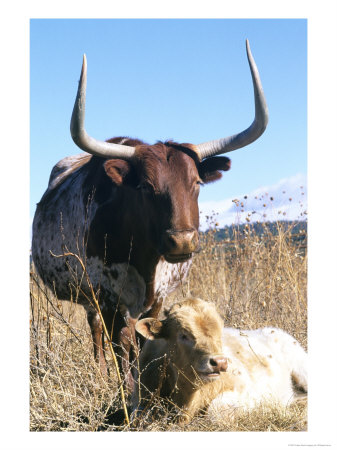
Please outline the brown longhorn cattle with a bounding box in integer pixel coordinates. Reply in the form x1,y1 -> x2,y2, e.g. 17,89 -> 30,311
32,40 -> 268,392
133,298 -> 307,423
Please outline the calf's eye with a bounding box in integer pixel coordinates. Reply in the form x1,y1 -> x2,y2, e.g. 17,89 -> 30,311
179,333 -> 194,345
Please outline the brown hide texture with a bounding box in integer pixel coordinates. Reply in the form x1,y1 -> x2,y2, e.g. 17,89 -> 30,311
32,136 -> 232,393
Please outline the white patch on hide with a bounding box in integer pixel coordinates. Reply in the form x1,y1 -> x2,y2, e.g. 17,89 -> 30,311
154,257 -> 192,299
208,327 -> 307,415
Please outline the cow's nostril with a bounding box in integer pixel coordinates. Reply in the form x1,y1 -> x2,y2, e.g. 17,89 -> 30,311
167,235 -> 176,246
164,229 -> 198,255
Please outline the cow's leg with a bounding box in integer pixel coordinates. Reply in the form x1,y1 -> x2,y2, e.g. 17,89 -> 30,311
86,309 -> 108,377
117,319 -> 137,394
102,308 -> 137,395
145,297 -> 163,319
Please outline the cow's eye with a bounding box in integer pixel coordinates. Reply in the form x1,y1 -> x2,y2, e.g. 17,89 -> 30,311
136,182 -> 153,193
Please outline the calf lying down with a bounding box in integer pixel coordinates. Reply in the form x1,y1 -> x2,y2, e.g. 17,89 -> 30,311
132,298 -> 307,423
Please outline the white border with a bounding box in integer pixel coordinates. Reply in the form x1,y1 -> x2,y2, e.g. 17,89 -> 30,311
1,1 -> 336,449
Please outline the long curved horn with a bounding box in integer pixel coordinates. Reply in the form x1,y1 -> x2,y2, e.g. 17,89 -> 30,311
196,40 -> 268,160
70,55 -> 136,159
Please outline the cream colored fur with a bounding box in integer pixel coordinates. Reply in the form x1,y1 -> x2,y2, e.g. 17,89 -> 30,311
209,326 -> 307,416
133,298 -> 307,422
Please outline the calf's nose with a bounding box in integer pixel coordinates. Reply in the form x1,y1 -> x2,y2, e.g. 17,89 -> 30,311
209,356 -> 228,372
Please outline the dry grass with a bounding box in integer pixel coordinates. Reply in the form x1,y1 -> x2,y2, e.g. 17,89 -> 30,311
30,198 -> 307,432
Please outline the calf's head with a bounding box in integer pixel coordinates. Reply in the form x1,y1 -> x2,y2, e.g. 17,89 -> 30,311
136,298 -> 228,384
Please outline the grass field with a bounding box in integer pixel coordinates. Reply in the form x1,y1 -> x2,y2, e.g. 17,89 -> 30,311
30,213 -> 307,432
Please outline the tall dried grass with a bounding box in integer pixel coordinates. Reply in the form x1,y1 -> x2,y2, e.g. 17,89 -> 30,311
30,196 -> 307,432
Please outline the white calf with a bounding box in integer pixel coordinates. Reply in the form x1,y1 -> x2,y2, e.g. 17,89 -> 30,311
209,326 -> 307,416
134,298 -> 307,422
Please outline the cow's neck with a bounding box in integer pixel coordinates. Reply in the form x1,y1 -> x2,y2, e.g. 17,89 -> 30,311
86,205 -> 163,314
87,196 -> 161,275
84,159 -> 172,314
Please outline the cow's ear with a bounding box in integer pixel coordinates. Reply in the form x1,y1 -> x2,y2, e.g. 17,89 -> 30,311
199,156 -> 231,184
104,159 -> 135,186
136,318 -> 164,340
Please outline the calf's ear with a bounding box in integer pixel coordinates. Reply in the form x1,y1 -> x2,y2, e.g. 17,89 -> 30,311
199,156 -> 231,184
136,318 -> 164,340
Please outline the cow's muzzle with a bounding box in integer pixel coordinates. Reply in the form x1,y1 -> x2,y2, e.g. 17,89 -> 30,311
163,229 -> 199,263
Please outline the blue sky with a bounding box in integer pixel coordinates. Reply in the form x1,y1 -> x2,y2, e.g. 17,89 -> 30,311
30,19 -> 307,225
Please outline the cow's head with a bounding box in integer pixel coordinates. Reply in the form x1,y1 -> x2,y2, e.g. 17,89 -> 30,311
102,140 -> 231,263
136,298 -> 228,384
70,40 -> 268,263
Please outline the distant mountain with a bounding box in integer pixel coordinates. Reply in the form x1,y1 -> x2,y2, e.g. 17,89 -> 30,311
209,220 -> 307,243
